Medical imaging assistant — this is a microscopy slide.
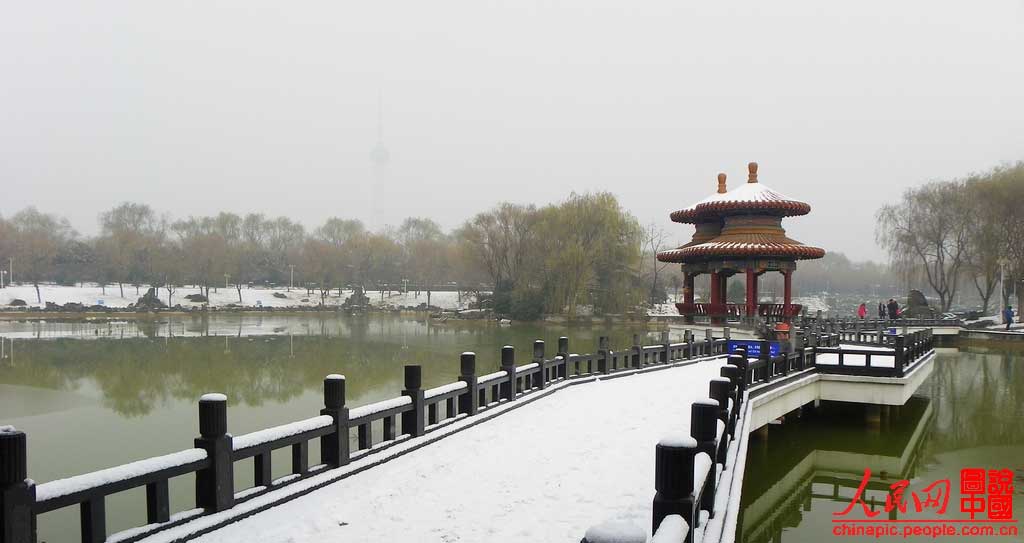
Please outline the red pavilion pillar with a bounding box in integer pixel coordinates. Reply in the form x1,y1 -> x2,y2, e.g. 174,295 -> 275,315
709,271 -> 722,324
783,270 -> 793,320
683,272 -> 696,324
745,269 -> 757,321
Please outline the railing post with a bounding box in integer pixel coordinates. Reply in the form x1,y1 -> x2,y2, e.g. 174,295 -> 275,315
709,377 -> 733,446
632,334 -> 642,368
194,393 -> 234,513
320,374 -> 350,468
533,340 -> 547,389
501,346 -> 517,399
1,428 -> 35,543
652,435 -> 697,543
719,365 -> 741,437
705,329 -> 713,355
458,352 -> 479,416
401,365 -> 426,437
684,330 -> 693,359
597,337 -> 610,374
557,337 -> 569,379
894,336 -> 905,377
691,400 -> 719,516
724,326 -> 731,340
660,330 -> 670,363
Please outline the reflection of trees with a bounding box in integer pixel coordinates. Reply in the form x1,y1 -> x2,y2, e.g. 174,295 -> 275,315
0,316 -> 651,416
922,349 -> 1024,453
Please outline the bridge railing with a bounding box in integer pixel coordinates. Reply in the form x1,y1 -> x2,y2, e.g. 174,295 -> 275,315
737,329 -> 935,390
796,316 -> 962,331
583,351 -> 749,543
1,330 -> 731,543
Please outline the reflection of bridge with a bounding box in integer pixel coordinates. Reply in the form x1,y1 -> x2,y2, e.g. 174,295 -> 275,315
741,397 -> 933,543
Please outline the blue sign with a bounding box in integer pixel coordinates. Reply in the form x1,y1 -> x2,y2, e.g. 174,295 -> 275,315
727,340 -> 780,358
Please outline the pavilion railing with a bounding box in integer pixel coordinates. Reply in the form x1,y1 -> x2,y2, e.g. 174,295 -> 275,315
0,331 -> 731,543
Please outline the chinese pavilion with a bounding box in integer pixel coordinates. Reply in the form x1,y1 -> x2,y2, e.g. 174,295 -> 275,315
657,162 -> 825,323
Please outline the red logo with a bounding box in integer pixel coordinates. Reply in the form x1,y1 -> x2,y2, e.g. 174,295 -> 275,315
831,468 -> 1018,539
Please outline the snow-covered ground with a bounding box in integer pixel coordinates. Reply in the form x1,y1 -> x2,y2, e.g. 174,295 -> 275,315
0,284 -> 476,311
140,359 -> 727,543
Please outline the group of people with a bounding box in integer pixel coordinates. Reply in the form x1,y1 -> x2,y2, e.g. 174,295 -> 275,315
857,299 -> 901,319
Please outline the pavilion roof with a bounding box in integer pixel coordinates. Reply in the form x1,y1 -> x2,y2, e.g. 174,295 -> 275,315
669,163 -> 811,224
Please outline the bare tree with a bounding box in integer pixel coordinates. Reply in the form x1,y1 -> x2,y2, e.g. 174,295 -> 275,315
876,181 -> 971,311
640,223 -> 671,306
10,208 -> 76,303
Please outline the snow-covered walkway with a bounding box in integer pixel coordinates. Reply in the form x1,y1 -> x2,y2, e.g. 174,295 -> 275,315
145,359 -> 727,543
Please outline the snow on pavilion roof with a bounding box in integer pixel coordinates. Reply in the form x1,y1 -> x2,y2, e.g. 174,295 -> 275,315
657,235 -> 826,263
669,163 -> 811,224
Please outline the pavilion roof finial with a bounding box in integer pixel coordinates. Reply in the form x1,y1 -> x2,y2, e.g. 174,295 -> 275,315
717,173 -> 727,194
748,162 -> 758,183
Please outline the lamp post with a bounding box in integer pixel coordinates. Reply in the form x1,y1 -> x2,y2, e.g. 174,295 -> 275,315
224,273 -> 230,289
289,265 -> 295,291
0,269 -> 5,289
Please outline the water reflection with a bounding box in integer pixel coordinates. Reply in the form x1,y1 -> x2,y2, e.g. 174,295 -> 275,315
740,348 -> 1024,543
1,315 -> 657,542
0,315 -> 654,417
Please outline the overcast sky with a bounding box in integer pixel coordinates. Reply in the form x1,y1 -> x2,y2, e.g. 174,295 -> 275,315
2,1 -> 1022,261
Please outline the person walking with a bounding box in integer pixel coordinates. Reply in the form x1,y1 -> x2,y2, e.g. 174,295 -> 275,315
1004,305 -> 1015,331
878,301 -> 886,319
887,299 -> 900,320
857,302 -> 867,319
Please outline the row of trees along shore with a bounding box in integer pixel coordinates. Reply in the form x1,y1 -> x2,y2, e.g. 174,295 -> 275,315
877,161 -> 1024,313
0,193 -> 662,319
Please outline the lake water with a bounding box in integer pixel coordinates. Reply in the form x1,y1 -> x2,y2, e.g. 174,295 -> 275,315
740,345 -> 1024,542
0,314 -> 653,542
3,316 -> 1022,542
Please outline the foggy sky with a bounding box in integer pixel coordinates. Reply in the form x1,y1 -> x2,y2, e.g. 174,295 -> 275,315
2,1 -> 1022,261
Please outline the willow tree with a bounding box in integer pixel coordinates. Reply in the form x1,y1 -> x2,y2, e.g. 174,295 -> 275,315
536,192 -> 642,316
876,180 -> 971,312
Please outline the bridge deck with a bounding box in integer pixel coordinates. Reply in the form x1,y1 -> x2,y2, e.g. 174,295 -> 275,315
139,359 -> 727,543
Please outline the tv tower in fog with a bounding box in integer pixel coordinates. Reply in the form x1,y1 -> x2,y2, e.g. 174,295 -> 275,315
368,91 -> 390,228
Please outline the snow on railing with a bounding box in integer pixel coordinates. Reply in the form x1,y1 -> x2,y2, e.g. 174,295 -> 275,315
36,448 -> 208,502
232,415 -> 334,451
424,381 -> 468,400
652,515 -> 689,543
478,370 -> 507,384
348,396 -> 412,420
514,362 -> 538,374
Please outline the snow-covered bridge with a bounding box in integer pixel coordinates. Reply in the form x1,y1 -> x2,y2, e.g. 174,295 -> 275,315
0,328 -> 937,543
